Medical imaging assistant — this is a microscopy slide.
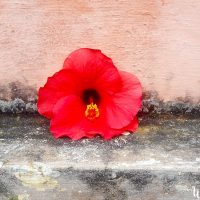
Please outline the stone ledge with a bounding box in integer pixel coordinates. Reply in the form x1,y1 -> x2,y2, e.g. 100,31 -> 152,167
0,115 -> 199,200
0,115 -> 199,172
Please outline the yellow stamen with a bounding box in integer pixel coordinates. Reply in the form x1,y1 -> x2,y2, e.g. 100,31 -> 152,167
85,102 -> 100,121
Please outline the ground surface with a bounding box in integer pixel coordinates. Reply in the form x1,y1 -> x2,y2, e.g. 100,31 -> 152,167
0,114 -> 199,200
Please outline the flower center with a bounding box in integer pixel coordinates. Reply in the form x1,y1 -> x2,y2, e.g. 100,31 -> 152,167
82,89 -> 100,121
82,89 -> 100,104
85,101 -> 100,121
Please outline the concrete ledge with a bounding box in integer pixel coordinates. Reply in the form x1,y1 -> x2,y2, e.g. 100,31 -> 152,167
0,115 -> 199,199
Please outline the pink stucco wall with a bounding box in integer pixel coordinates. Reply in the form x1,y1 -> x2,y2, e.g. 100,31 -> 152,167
0,0 -> 200,102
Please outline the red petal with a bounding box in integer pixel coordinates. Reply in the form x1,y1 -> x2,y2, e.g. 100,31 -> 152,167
50,95 -> 85,140
103,118 -> 139,140
50,95 -> 139,140
63,48 -> 122,95
121,117 -> 139,132
51,96 -> 112,140
38,48 -> 142,140
37,69 -> 79,119
106,71 -> 142,129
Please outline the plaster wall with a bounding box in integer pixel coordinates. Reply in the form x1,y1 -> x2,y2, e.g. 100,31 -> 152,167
0,0 -> 200,102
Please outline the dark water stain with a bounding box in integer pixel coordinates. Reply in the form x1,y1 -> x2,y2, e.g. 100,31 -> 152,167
58,169 -> 200,200
76,170 -> 155,200
0,81 -> 37,102
0,170 -> 20,200
8,81 -> 37,102
0,82 -> 200,116
139,90 -> 200,117
0,81 -> 37,113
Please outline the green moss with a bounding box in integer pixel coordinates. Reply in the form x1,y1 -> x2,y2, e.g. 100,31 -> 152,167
9,196 -> 18,200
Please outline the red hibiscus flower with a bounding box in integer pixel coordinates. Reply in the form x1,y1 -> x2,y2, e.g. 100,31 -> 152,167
37,48 -> 142,140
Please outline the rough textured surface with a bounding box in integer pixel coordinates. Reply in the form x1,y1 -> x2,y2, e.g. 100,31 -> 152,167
0,114 -> 199,199
0,0 -> 200,102
1,93 -> 200,117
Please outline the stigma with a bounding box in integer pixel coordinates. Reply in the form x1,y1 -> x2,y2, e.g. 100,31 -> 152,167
85,102 -> 100,121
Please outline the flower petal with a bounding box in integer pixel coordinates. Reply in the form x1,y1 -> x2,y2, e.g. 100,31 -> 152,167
50,95 -> 85,140
50,95 -> 139,140
63,48 -> 122,95
106,71 -> 142,129
121,117 -> 139,132
51,95 -> 116,140
103,117 -> 139,140
37,69 -> 79,119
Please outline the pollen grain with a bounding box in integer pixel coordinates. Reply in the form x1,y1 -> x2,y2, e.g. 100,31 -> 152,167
85,102 -> 100,121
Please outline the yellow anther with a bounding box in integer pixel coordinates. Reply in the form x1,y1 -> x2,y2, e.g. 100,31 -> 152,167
85,102 -> 100,121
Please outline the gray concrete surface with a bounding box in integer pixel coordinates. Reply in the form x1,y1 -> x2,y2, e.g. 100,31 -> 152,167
0,115 -> 199,200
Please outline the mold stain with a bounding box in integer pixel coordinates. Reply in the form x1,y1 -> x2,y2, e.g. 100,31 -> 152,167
15,172 -> 58,191
9,195 -> 29,200
0,82 -> 199,117
18,194 -> 29,200
0,81 -> 37,102
136,126 -> 159,135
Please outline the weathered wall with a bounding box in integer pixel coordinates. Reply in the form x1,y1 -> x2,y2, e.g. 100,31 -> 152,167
0,0 -> 200,103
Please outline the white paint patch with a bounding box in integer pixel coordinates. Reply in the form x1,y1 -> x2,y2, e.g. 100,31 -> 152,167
175,184 -> 190,191
15,172 -> 58,191
18,194 -> 30,200
10,162 -> 60,191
